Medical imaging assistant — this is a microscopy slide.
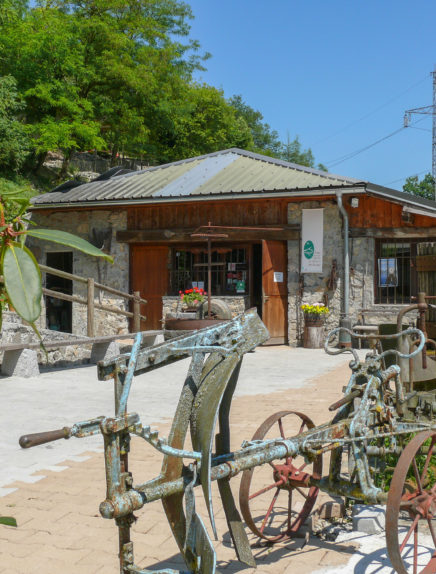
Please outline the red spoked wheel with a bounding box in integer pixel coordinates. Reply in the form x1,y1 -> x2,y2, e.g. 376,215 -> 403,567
239,411 -> 322,542
386,430 -> 436,574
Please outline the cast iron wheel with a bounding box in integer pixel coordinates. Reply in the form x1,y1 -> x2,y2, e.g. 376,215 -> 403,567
386,430 -> 436,574
239,410 -> 322,542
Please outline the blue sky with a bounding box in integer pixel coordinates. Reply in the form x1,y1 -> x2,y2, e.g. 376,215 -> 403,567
187,0 -> 435,190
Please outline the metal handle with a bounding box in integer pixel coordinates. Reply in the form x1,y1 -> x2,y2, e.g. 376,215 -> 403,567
324,327 -> 426,362
19,427 -> 70,449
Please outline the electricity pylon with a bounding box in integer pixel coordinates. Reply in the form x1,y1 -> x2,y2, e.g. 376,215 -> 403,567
404,68 -> 436,198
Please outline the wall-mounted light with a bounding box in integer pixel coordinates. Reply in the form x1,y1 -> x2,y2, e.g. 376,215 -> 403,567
350,197 -> 359,208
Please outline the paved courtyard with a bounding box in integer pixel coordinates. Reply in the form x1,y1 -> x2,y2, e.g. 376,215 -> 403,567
0,346 -> 400,573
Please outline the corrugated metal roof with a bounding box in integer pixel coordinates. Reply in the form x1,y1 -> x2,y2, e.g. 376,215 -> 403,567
32,148 -> 361,207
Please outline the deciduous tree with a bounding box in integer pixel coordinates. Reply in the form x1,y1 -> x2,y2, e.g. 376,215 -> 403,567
403,173 -> 435,201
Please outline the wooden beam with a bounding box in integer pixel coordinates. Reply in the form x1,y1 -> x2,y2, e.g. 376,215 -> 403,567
350,227 -> 436,239
117,225 -> 300,243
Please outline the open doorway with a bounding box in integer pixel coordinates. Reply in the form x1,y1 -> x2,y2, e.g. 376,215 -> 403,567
45,252 -> 73,333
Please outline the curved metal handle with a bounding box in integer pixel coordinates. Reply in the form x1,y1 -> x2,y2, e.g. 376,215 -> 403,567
324,328 -> 359,362
324,327 -> 426,362
19,427 -> 70,449
377,327 -> 425,361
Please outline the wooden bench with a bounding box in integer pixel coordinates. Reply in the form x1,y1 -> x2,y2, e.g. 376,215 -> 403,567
0,331 -> 164,377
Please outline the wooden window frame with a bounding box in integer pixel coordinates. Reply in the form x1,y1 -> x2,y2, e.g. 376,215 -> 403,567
169,243 -> 252,297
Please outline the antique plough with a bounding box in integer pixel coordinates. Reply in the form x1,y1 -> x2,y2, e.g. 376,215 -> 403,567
19,309 -> 436,574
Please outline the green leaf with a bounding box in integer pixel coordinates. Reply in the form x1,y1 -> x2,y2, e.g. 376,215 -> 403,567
26,229 -> 113,263
0,516 -> 17,527
2,242 -> 42,323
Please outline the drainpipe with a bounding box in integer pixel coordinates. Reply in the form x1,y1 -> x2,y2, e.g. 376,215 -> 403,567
336,191 -> 352,347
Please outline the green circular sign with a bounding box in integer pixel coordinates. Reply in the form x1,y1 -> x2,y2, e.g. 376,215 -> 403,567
304,240 -> 315,259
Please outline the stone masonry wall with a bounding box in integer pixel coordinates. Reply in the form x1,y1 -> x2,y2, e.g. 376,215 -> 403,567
28,209 -> 129,336
162,295 -> 250,320
287,200 -> 380,346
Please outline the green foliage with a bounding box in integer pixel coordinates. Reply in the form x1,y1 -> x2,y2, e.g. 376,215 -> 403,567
403,173 -> 435,200
229,96 -> 325,169
0,187 -> 112,328
372,435 -> 436,493
0,177 -> 34,201
151,84 -> 253,163
0,516 -> 17,527
0,1 -> 324,177
0,76 -> 31,173
2,242 -> 42,322
229,95 -> 282,157
0,0 -> 209,169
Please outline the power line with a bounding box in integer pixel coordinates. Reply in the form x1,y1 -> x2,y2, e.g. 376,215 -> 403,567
326,127 -> 405,168
325,116 -> 429,169
384,169 -> 430,186
314,74 -> 429,146
408,125 -> 432,133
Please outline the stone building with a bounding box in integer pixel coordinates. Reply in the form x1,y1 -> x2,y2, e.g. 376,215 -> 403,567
29,148 -> 436,345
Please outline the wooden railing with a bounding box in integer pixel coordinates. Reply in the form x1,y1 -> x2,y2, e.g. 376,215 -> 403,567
40,264 -> 147,337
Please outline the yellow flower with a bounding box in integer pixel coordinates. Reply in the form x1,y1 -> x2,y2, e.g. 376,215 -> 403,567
301,303 -> 329,316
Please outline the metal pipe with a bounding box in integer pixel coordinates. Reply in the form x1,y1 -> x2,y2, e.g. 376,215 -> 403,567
336,191 -> 351,346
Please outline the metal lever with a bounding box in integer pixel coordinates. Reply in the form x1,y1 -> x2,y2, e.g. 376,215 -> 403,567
19,427 -> 70,448
19,416 -> 105,449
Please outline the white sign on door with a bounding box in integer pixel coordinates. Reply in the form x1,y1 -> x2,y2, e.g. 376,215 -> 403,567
301,209 -> 323,273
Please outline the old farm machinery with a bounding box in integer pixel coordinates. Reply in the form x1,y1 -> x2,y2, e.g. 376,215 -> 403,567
18,307 -> 436,574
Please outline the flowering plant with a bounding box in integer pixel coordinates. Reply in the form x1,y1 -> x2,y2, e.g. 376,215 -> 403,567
179,287 -> 205,307
301,304 -> 329,317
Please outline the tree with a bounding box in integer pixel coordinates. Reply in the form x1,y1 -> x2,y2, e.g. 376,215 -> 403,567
0,1 -> 325,176
279,134 -> 326,170
228,95 -> 282,157
150,84 -> 253,163
0,0 -> 27,25
0,76 -> 31,174
403,173 -> 435,201
228,96 -> 326,170
0,0 -> 208,171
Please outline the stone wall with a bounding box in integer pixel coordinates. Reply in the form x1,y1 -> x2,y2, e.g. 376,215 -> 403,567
162,295 -> 250,321
28,209 -> 130,336
287,200 -> 380,346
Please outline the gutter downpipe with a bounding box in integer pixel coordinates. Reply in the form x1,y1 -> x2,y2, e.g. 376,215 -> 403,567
336,191 -> 352,347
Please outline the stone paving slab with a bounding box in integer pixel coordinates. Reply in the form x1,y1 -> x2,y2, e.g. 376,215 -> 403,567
0,353 -> 366,574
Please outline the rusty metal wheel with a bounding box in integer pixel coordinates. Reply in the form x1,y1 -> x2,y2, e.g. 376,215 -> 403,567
386,430 -> 436,574
239,411 -> 322,542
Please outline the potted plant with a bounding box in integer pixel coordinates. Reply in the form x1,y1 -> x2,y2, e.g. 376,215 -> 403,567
301,304 -> 329,327
179,287 -> 205,312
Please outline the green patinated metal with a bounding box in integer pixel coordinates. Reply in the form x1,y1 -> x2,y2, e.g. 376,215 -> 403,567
19,309 -> 436,574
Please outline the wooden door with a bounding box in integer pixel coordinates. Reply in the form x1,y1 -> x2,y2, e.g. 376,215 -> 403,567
262,240 -> 288,344
131,245 -> 169,330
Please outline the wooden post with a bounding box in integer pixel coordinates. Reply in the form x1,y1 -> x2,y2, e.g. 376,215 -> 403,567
133,291 -> 141,333
87,278 -> 95,337
303,325 -> 325,348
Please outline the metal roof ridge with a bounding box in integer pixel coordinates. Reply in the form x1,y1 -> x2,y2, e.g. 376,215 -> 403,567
90,148 -> 363,184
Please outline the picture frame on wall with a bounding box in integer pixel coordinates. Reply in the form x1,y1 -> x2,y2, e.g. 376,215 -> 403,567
378,258 -> 398,287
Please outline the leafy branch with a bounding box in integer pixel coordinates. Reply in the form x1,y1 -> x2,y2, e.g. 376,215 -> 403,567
0,184 -> 112,331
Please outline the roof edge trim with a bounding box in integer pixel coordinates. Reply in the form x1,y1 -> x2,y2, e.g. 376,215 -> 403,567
30,185 -> 366,210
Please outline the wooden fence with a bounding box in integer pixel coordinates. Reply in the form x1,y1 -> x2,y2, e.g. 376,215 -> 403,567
40,264 -> 147,337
